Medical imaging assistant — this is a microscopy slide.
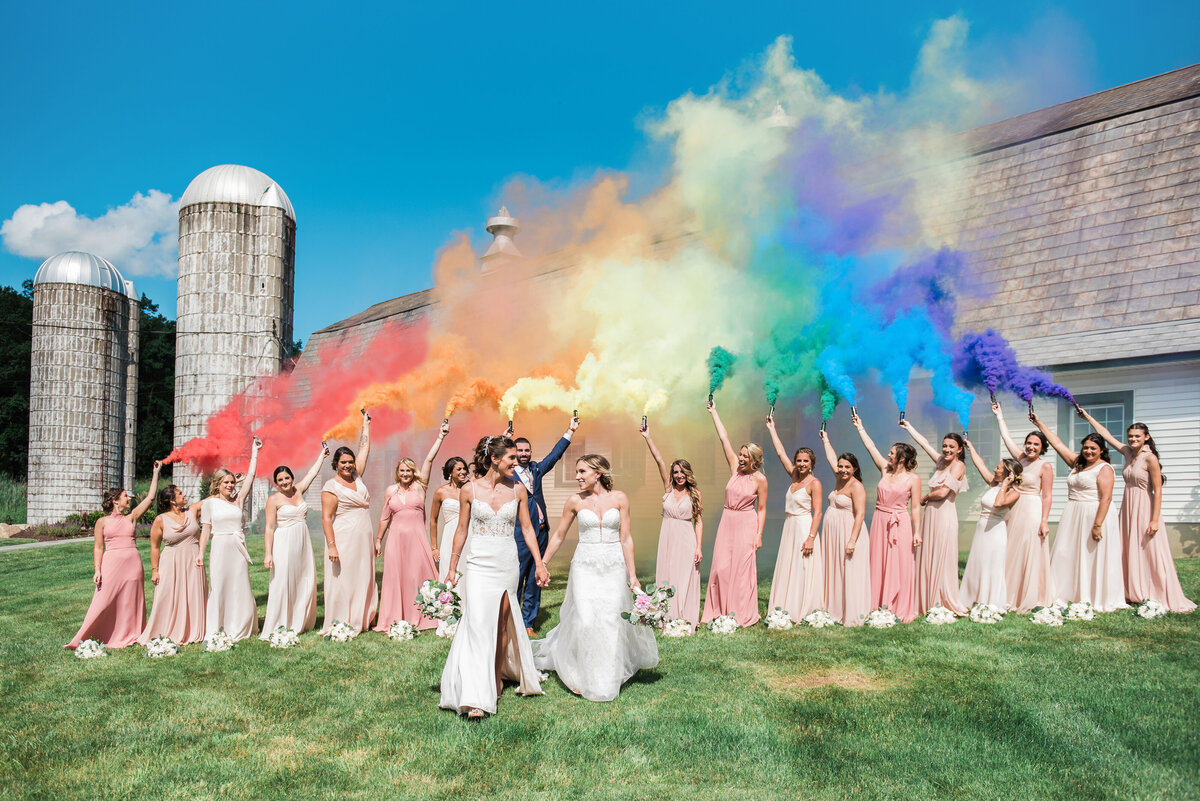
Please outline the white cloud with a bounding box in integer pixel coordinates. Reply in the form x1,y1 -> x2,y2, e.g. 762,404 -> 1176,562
1,190 -> 180,277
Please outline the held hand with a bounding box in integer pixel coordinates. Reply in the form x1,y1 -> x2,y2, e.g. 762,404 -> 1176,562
150,569 -> 160,586
1075,404 -> 1087,420
898,419 -> 911,431
1038,521 -> 1049,540
850,411 -> 861,428
152,460 -> 162,474
535,563 -> 550,587
1029,409 -> 1041,425
263,554 -> 273,570
569,415 -> 581,432
707,399 -> 715,413
1090,524 -> 1103,542
639,425 -> 650,439
801,537 -> 814,557
1147,520 -> 1159,538
503,424 -> 514,439
439,420 -> 450,438
328,543 -> 340,563
252,436 -> 262,451
765,416 -> 776,430
628,578 -> 643,593
991,400 -> 1003,417
693,548 -> 703,566
320,441 -> 331,457
818,429 -> 829,442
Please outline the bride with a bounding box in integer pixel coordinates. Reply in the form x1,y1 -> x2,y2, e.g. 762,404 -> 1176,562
440,436 -> 549,719
533,454 -> 658,702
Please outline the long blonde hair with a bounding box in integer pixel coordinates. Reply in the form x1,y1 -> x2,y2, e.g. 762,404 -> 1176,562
208,468 -> 235,497
670,459 -> 703,523
393,457 -> 427,490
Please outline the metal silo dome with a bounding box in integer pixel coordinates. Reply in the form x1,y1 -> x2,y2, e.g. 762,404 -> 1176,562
33,251 -> 128,294
180,164 -> 295,221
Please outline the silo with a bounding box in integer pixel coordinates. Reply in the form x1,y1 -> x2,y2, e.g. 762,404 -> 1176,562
174,165 -> 296,506
27,252 -> 139,525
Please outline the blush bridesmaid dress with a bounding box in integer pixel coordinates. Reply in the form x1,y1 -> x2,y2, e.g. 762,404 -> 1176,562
66,512 -> 146,649
701,472 -> 761,627
822,490 -> 870,626
1120,450 -> 1194,611
867,476 -> 916,622
914,469 -> 968,616
374,487 -> 438,631
655,490 -> 702,630
321,478 -> 379,635
140,508 -> 207,645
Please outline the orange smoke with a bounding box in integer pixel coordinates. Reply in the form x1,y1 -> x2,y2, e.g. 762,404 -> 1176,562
445,378 -> 501,418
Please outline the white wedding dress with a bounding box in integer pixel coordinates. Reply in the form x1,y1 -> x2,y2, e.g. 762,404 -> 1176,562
439,496 -> 542,715
533,508 -> 658,702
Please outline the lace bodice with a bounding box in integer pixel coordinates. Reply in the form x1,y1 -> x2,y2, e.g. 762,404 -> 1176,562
469,497 -> 518,538
578,507 -> 621,544
1067,461 -> 1111,502
784,484 -> 813,517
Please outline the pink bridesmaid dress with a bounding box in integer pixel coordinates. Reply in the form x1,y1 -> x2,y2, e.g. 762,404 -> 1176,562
1120,450 -> 1195,611
321,478 -> 378,634
655,491 -> 701,629
767,484 -> 825,619
822,490 -> 870,626
1050,462 -> 1128,612
914,469 -> 968,616
66,513 -> 146,649
139,509 -> 207,645
1004,457 -> 1055,612
701,472 -> 761,627
374,487 -> 438,631
868,476 -> 916,622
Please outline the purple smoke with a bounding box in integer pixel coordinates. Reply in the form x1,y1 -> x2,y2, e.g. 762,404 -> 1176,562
952,329 -> 1074,404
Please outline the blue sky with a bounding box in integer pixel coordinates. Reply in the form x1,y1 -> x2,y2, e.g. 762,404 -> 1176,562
1,1 -> 1196,338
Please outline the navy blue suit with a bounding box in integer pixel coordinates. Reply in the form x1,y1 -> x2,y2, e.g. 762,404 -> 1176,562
513,434 -> 572,627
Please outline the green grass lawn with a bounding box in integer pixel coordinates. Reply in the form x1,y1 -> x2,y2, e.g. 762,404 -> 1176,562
2,539 -> 1198,801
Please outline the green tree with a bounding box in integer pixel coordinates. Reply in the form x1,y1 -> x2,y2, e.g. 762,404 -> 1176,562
0,281 -> 33,478
136,294 -> 175,475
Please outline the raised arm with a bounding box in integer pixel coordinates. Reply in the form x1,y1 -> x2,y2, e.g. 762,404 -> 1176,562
1030,410 -> 1078,466
295,443 -> 332,495
641,426 -> 670,491
764,417 -> 795,475
616,493 -> 640,589
1076,406 -> 1132,458
899,419 -> 939,462
420,421 -> 450,485
819,428 -> 838,471
128,461 -> 162,521
541,496 -> 580,565
964,439 -> 997,486
236,438 -> 261,508
851,411 -> 887,473
445,483 -> 473,581
356,410 -> 371,476
709,402 -> 738,473
992,402 -> 1022,459
535,415 -> 580,474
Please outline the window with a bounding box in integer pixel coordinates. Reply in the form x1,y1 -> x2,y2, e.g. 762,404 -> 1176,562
1055,391 -> 1133,473
967,416 -> 1000,467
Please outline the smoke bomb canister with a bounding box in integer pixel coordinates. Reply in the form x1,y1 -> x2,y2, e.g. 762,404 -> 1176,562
641,415 -> 647,431
898,410 -> 905,423
820,420 -> 827,432
989,391 -> 997,405
708,393 -> 714,405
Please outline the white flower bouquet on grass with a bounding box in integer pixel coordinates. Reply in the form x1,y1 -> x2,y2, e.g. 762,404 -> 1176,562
414,579 -> 461,625
803,609 -> 836,628
866,608 -> 897,629
765,607 -> 794,630
324,621 -> 357,643
661,619 -> 694,638
435,619 -> 457,639
708,614 -> 738,634
268,627 -> 299,649
924,606 -> 957,625
203,629 -> 236,652
969,603 -> 1004,624
1136,599 -> 1167,620
1066,602 -> 1095,621
75,639 -> 106,659
387,620 -> 417,641
145,636 -> 180,658
621,583 -> 675,628
1030,606 -> 1064,626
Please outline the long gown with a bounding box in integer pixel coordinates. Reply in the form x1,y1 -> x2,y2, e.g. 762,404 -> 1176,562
914,469 -> 968,616
767,484 -> 825,619
140,509 -> 207,645
436,497 -> 461,581
440,496 -> 543,715
321,478 -> 378,635
868,476 -> 916,622
66,512 -> 146,649
203,496 -> 257,641
374,487 -> 438,631
959,487 -> 1009,608
1120,450 -> 1195,611
655,490 -> 701,629
260,498 -> 317,637
823,490 -> 871,626
1005,457 -> 1055,613
533,508 -> 659,702
1050,462 -> 1128,612
700,472 -> 761,627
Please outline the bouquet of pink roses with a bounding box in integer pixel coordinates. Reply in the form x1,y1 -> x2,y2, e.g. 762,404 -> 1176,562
414,579 -> 462,624
621,582 -> 675,628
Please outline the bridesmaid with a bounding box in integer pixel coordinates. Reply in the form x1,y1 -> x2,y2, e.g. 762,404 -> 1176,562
139,482 -> 206,645
373,420 -> 450,632
852,410 -> 921,622
700,400 -> 768,628
320,409 -> 378,635
66,461 -> 162,649
1031,413 -> 1128,612
198,436 -> 261,642
1076,411 -> 1194,612
992,402 -> 1055,612
765,416 -> 824,619
430,456 -> 469,581
901,420 -> 968,616
818,430 -> 869,625
260,442 -> 330,638
641,421 -> 703,630
960,444 -> 1022,608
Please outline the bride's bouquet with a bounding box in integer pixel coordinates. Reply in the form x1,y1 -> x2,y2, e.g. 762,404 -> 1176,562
621,583 -> 675,628
415,579 -> 462,624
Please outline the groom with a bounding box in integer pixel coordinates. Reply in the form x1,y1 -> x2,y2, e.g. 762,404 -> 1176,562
510,414 -> 580,636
